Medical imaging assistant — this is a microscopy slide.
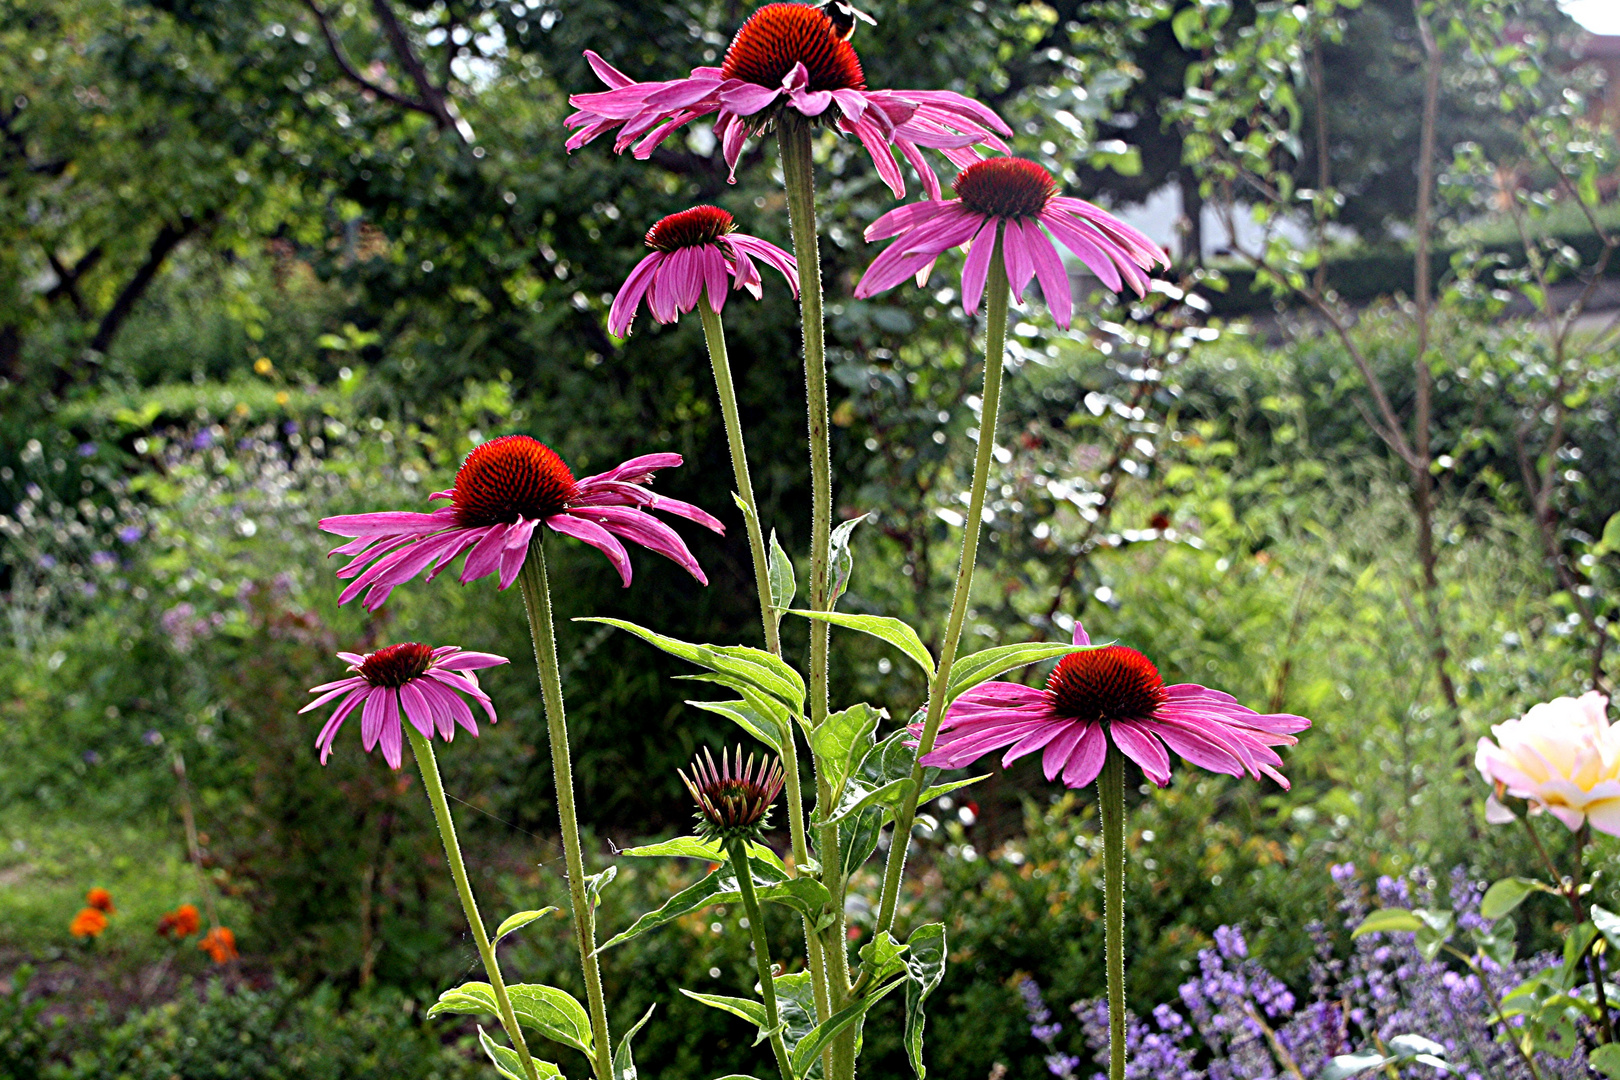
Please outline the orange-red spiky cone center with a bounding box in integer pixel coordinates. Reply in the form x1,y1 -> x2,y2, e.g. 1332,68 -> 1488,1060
646,206 -> 737,252
451,435 -> 579,527
722,3 -> 866,93
1046,645 -> 1167,722
953,157 -> 1058,219
358,642 -> 435,688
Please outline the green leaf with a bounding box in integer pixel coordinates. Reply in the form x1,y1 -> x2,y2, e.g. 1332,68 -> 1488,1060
613,1004 -> 656,1080
581,618 -> 804,713
1590,1043 -> 1620,1078
838,807 -> 885,881
1480,877 -> 1541,920
678,988 -> 767,1030
510,985 -> 596,1056
857,932 -> 910,987
1563,921 -> 1600,986
476,1026 -> 562,1080
820,776 -> 913,827
596,859 -> 790,953
917,775 -> 990,805
772,972 -> 824,1079
1591,905 -> 1620,952
810,702 -> 885,803
791,610 -> 933,679
584,866 -> 616,910
789,978 -> 905,1076
679,676 -> 796,753
827,514 -> 868,609
494,908 -> 558,945
431,982 -> 595,1057
945,642 -> 1091,704
1594,512 -> 1620,556
755,876 -> 836,923
684,697 -> 786,756
1351,908 -> 1424,937
768,529 -> 797,617
903,923 -> 947,1077
618,835 -> 786,876
1319,1051 -> 1393,1080
1471,916 -> 1517,969
1414,908 -> 1456,961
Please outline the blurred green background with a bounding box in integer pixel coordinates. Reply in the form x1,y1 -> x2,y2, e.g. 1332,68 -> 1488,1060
3,0 -> 1618,1077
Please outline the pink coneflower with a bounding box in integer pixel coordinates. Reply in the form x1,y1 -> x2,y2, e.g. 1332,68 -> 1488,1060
919,623 -> 1309,788
319,436 -> 724,610
301,642 -> 509,770
610,206 -> 799,337
565,4 -> 1011,198
854,157 -> 1170,328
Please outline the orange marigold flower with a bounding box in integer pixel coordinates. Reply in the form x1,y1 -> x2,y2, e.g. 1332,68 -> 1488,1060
199,926 -> 238,963
85,887 -> 115,913
70,907 -> 108,938
157,904 -> 202,939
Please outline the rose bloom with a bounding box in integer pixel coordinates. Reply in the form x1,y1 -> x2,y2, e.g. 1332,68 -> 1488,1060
1476,691 -> 1620,835
70,907 -> 108,939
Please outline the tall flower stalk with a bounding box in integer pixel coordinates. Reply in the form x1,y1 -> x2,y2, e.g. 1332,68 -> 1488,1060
777,116 -> 849,1072
407,726 -> 544,1080
873,234 -> 1010,937
1098,746 -> 1127,1080
518,540 -> 614,1080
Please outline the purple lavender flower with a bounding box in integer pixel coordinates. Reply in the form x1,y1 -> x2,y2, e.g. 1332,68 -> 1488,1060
118,525 -> 143,544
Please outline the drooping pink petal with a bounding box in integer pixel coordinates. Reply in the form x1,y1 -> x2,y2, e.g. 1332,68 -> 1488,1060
497,518 -> 540,590
1023,218 -> 1074,329
958,219 -> 996,314
1001,219 -> 1038,302
608,251 -> 664,337
1109,720 -> 1172,787
377,690 -> 404,770
548,512 -> 634,586
584,505 -> 709,584
1060,724 -> 1110,788
398,681 -> 437,740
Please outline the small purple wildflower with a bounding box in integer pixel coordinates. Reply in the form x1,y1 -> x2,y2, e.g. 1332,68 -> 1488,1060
90,551 -> 115,569
118,525 -> 144,544
77,443 -> 97,457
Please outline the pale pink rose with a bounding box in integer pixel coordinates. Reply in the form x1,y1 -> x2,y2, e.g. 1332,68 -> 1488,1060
1475,691 -> 1620,835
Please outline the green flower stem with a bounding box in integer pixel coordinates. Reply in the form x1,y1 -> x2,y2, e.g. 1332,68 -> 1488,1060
727,837 -> 797,1080
695,293 -> 832,1041
517,540 -> 614,1080
696,295 -> 781,659
778,114 -> 844,1050
406,725 -> 542,1080
873,233 -> 1010,938
1100,745 -> 1128,1080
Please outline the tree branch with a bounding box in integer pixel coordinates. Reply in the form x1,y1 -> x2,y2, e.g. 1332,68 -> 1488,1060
89,214 -> 209,355
368,0 -> 471,142
302,0 -> 436,116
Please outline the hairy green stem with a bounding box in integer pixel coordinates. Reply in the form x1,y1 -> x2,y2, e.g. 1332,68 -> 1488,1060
873,234 -> 1010,936
728,837 -> 797,1080
697,291 -> 830,1042
778,115 -> 843,1056
1100,746 -> 1128,1080
517,542 -> 614,1080
407,726 -> 542,1080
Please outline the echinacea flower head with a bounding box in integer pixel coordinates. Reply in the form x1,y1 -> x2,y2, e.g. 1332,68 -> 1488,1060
199,926 -> 238,963
610,206 -> 799,337
854,157 -> 1171,328
1476,691 -> 1620,835
680,746 -> 785,844
85,887 -> 115,913
70,907 -> 108,939
920,623 -> 1309,789
565,3 -> 1012,198
319,435 -> 724,610
301,643 -> 509,770
158,904 -> 202,939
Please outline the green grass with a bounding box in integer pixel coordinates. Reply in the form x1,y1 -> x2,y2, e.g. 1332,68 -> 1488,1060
0,810 -> 247,969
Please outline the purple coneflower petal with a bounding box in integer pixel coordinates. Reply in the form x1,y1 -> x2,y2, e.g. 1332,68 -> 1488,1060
1023,219 -> 1074,329
1111,720 -> 1172,786
959,220 -> 996,315
1060,724 -> 1110,788
548,513 -> 633,586
399,681 -> 437,740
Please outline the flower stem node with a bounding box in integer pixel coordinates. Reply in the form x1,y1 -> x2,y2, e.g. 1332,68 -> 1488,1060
680,746 -> 786,845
